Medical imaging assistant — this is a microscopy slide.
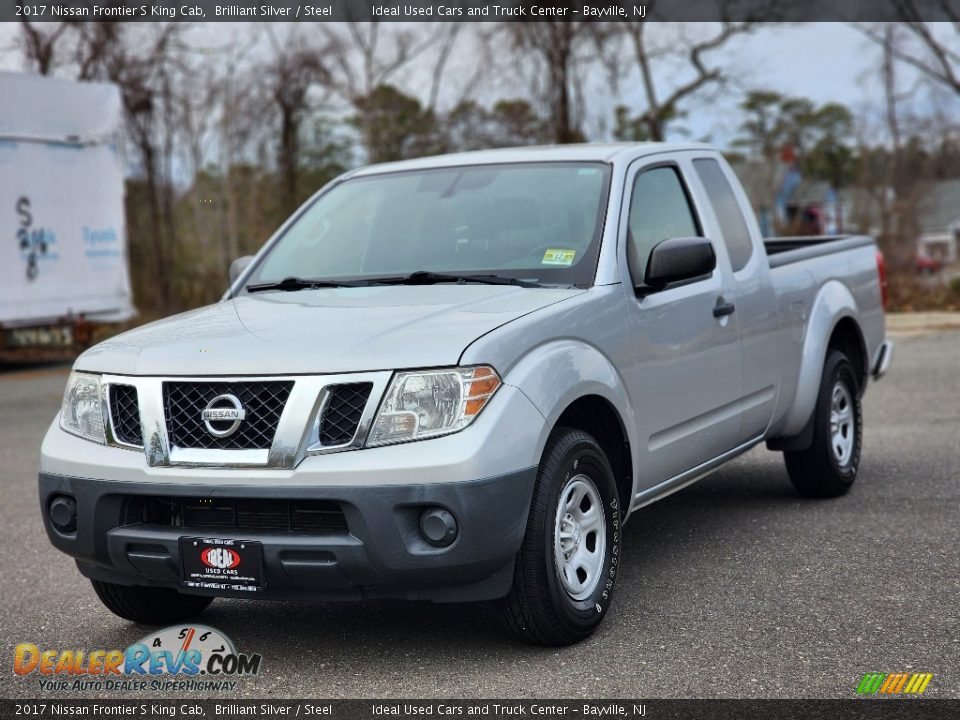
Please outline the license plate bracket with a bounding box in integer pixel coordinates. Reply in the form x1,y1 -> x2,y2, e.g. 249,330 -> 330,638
179,537 -> 264,592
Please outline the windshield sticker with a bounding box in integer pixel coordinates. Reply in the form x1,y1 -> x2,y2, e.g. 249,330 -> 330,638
542,249 -> 576,266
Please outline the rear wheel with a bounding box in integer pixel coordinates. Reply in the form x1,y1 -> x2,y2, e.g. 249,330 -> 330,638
498,427 -> 621,645
784,350 -> 862,498
91,580 -> 213,625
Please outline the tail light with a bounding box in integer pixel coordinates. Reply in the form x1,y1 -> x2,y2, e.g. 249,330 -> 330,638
876,250 -> 889,311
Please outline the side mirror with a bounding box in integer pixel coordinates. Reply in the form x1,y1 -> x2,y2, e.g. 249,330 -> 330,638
228,255 -> 254,286
640,237 -> 716,293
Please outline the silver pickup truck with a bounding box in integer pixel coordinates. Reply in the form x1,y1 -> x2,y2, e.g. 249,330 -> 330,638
40,143 -> 892,645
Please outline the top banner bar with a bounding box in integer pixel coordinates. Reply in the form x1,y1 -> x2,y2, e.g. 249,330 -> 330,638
4,0 -> 959,23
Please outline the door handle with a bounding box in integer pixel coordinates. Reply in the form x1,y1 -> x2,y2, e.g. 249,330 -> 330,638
713,298 -> 736,318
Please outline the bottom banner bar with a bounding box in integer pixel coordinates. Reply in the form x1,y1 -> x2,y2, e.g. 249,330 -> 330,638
0,699 -> 956,720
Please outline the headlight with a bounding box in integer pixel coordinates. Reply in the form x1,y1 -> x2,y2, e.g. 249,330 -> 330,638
60,371 -> 106,443
367,366 -> 501,446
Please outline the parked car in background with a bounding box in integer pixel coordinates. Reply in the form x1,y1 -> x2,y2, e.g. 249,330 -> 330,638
40,143 -> 891,645
916,253 -> 943,274
0,73 -> 135,363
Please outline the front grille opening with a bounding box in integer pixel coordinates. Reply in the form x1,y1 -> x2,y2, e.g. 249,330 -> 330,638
319,383 -> 372,446
163,381 -> 293,450
109,384 -> 143,446
133,497 -> 349,535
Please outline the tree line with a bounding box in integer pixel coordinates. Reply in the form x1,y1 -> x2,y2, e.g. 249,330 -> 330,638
14,12 -> 960,316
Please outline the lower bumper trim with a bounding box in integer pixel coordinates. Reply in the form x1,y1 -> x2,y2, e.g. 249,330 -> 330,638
39,467 -> 536,603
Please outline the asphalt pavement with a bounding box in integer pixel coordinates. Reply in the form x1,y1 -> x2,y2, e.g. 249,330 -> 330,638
1,330 -> 957,699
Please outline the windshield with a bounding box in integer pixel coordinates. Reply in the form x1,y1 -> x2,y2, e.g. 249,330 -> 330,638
244,162 -> 611,289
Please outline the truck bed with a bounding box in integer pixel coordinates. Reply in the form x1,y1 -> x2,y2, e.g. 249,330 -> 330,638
763,235 -> 875,269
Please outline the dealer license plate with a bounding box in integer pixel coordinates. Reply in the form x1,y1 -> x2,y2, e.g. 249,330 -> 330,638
179,537 -> 264,592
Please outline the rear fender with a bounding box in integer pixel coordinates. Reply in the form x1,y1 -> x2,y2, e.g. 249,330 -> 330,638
775,280 -> 864,439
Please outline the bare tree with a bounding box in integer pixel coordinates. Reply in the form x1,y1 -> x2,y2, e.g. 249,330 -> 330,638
174,45 -> 222,284
177,52 -> 219,188
17,20 -> 79,75
324,20 -> 474,160
855,23 -> 931,269
618,21 -> 757,141
215,35 -> 261,266
323,20 -> 436,101
512,21 -> 577,143
429,24 -> 496,120
507,21 -> 617,144
18,21 -> 70,75
261,26 -> 332,216
426,23 -> 464,112
72,23 -> 186,313
857,2 -> 960,95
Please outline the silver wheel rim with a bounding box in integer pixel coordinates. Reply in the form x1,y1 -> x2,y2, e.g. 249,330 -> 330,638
830,380 -> 855,466
553,473 -> 606,601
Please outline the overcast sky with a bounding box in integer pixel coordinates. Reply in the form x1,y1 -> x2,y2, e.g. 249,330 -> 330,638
1,21 -> 956,149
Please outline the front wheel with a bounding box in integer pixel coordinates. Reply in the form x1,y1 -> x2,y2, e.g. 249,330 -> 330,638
498,427 -> 622,646
784,349 -> 863,498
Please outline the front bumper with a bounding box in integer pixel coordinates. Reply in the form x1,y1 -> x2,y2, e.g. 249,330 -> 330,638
39,467 -> 536,602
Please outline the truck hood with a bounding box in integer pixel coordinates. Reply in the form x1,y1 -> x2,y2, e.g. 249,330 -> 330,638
76,285 -> 584,376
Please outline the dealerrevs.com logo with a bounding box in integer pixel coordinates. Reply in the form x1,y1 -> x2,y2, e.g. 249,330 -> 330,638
13,625 -> 262,693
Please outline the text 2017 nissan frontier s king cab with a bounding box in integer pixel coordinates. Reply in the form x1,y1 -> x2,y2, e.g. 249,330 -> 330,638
40,143 -> 892,646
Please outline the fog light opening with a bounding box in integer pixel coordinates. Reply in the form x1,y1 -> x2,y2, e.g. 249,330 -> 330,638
48,494 -> 77,534
419,507 -> 458,548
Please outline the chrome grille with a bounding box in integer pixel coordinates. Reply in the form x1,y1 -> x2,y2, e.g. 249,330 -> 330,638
109,384 -> 143,447
319,383 -> 372,446
163,381 -> 293,450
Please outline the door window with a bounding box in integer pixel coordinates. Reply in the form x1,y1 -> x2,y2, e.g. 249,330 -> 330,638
627,166 -> 700,282
693,158 -> 754,271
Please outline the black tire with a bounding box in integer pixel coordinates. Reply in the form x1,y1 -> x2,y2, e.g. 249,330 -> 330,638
498,427 -> 622,646
91,580 -> 214,625
784,349 -> 862,498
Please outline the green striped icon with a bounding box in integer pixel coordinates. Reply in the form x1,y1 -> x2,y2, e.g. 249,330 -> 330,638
857,672 -> 933,695
857,673 -> 887,694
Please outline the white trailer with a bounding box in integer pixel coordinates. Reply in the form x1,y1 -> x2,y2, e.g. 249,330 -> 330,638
0,72 -> 135,360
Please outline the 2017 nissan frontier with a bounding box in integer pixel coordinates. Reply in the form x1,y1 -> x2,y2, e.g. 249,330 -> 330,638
40,143 -> 892,645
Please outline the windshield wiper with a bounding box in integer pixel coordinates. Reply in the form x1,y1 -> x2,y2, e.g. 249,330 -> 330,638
248,271 -> 543,292
366,271 -> 542,288
246,276 -> 365,293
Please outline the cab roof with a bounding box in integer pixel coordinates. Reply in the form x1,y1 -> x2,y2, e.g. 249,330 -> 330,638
347,142 -> 715,177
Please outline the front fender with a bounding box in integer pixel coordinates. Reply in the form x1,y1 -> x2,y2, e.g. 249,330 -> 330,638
776,279 -> 864,438
502,339 -> 639,489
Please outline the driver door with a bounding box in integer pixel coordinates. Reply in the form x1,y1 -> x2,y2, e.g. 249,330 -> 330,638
620,158 -> 744,487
